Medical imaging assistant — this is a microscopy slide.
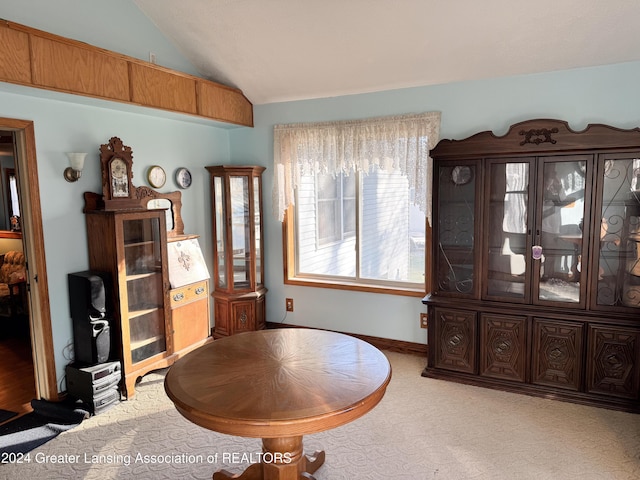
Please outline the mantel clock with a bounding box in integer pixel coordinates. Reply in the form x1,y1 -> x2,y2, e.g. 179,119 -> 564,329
99,137 -> 140,210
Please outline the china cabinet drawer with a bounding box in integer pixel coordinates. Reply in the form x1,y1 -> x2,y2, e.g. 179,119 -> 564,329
170,280 -> 208,308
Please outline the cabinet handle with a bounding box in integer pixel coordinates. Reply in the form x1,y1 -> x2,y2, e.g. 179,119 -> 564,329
195,287 -> 205,295
239,312 -> 248,325
173,292 -> 184,302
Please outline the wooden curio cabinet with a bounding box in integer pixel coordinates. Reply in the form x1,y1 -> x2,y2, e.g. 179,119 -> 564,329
206,165 -> 267,337
424,119 -> 640,412
85,209 -> 171,398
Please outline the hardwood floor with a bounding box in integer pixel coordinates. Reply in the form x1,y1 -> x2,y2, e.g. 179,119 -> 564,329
0,316 -> 36,419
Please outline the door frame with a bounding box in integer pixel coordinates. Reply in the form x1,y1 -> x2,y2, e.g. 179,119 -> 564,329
1,116 -> 57,401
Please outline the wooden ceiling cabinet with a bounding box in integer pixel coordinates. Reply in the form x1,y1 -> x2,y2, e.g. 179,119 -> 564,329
424,119 -> 640,413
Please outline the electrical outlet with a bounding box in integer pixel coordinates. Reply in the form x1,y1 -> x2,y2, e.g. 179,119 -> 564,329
286,298 -> 294,312
420,313 -> 428,329
149,52 -> 157,64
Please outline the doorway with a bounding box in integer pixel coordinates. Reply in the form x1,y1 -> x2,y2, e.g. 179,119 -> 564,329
0,130 -> 34,415
0,117 -> 57,419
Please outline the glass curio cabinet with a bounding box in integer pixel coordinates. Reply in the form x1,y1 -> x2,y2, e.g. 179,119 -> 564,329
206,165 -> 267,337
424,119 -> 640,413
85,209 -> 170,398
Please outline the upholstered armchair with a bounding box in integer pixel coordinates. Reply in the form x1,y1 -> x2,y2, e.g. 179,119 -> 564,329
0,250 -> 27,317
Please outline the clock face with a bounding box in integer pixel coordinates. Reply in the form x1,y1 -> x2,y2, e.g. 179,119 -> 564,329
175,167 -> 192,189
110,158 -> 129,197
451,165 -> 472,186
148,165 -> 166,188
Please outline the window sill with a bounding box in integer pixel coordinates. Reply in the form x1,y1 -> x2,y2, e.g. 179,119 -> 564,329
284,277 -> 425,297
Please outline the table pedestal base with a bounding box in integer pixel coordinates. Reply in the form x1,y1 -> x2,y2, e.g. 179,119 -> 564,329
213,436 -> 325,480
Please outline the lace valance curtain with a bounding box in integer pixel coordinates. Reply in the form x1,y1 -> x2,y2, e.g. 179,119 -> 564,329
272,111 -> 441,224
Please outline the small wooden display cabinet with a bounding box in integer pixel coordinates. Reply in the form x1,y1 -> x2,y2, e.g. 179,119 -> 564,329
206,165 -> 266,337
84,207 -> 172,398
84,137 -> 211,398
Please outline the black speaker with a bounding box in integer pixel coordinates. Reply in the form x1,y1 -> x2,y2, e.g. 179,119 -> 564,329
68,271 -> 112,366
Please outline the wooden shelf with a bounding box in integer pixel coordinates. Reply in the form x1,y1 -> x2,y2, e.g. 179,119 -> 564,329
128,306 -> 160,319
130,335 -> 164,351
0,19 -> 253,127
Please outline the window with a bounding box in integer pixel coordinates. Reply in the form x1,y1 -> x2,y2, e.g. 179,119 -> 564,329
274,112 -> 441,294
292,166 -> 426,290
316,172 -> 355,245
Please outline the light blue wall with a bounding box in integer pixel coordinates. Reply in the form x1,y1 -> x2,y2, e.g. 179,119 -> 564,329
0,87 -> 231,386
230,60 -> 640,344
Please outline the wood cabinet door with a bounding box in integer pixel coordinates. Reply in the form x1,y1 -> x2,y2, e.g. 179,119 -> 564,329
532,318 -> 583,391
0,24 -> 30,84
31,35 -> 129,101
130,63 -> 197,114
480,314 -> 527,382
432,307 -> 477,374
170,280 -> 209,353
197,81 -> 253,126
232,301 -> 255,334
587,325 -> 640,399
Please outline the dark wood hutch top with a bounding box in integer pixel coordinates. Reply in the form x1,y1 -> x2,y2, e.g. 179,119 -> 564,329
432,119 -> 640,158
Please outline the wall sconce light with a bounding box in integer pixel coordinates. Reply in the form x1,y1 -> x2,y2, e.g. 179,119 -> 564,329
64,152 -> 87,182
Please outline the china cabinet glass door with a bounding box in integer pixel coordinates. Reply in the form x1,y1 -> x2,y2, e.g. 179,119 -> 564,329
122,216 -> 166,364
534,157 -> 589,306
209,166 -> 265,295
230,175 -> 251,289
435,162 -> 477,296
484,159 -> 533,302
482,156 -> 590,307
594,153 -> 640,309
213,176 -> 227,289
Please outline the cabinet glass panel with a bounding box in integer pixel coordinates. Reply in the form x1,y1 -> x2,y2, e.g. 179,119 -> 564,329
230,176 -> 251,288
213,176 -> 227,289
596,156 -> 640,307
123,217 -> 166,363
537,160 -> 586,304
254,176 -> 262,286
435,164 -> 475,294
486,161 -> 530,300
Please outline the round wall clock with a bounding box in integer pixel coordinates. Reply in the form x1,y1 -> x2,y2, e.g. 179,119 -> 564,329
175,167 -> 192,189
147,165 -> 166,188
451,165 -> 472,185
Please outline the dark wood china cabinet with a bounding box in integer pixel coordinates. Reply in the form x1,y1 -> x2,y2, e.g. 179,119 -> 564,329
423,119 -> 640,412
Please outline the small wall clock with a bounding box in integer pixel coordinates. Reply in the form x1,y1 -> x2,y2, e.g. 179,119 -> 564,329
451,165 -> 472,185
175,167 -> 192,189
147,165 -> 166,188
99,136 -> 140,210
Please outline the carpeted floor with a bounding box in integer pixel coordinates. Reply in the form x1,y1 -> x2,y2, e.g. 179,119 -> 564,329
0,399 -> 89,455
1,351 -> 639,479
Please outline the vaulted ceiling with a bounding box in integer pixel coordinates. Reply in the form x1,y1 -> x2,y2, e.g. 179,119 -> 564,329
133,0 -> 640,105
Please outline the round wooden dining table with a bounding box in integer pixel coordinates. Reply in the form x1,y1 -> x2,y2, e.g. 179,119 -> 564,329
164,328 -> 392,480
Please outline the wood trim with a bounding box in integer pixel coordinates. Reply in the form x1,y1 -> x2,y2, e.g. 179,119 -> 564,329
266,322 -> 428,357
282,207 -> 425,297
0,20 -> 253,127
0,117 -> 58,402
